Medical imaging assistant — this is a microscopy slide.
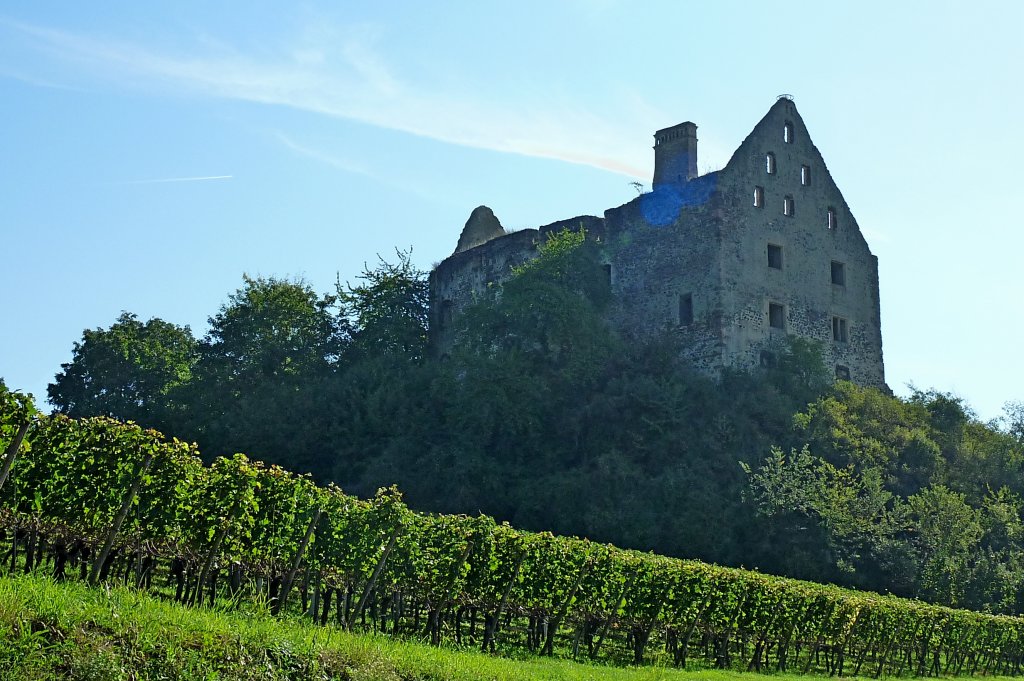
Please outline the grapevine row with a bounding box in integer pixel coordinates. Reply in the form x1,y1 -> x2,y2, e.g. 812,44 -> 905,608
1,385 -> 1022,675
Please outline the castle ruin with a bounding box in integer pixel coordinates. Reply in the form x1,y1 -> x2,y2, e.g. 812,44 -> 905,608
429,97 -> 885,388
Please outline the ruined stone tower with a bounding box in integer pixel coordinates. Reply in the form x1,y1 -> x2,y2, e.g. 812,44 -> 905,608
429,98 -> 885,388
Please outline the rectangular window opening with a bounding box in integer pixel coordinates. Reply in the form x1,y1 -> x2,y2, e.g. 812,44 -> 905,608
832,316 -> 849,343
679,293 -> 693,326
835,364 -> 851,380
783,196 -> 794,217
440,300 -> 454,330
801,165 -> 810,185
753,185 -> 764,207
827,208 -> 837,230
766,153 -> 776,175
768,302 -> 785,330
831,260 -> 846,286
767,243 -> 783,269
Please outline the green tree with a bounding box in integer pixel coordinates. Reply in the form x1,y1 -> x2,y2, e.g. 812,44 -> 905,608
965,487 -> 1024,612
744,445 -> 905,588
318,253 -> 434,491
180,276 -> 348,474
935,396 -> 1024,503
1002,400 -> 1024,445
457,228 -> 615,385
793,381 -> 943,497
199,275 -> 347,385
907,485 -> 983,606
342,229 -> 623,528
48,312 -> 196,427
340,250 -> 429,361
761,336 -> 831,405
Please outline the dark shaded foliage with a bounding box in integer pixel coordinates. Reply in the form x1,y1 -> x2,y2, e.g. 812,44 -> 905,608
48,234 -> 1024,611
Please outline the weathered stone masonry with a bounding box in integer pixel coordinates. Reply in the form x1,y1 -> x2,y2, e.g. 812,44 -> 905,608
429,98 -> 886,388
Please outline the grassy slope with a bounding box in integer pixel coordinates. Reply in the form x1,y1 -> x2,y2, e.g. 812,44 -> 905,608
0,572 -> 845,681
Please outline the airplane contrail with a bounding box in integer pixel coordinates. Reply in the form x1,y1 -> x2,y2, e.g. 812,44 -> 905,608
117,175 -> 233,185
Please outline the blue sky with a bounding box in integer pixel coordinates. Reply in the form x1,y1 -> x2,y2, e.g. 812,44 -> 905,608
2,1 -> 1023,421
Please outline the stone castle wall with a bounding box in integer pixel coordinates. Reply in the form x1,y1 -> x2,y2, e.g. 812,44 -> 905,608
709,98 -> 884,386
429,99 -> 886,388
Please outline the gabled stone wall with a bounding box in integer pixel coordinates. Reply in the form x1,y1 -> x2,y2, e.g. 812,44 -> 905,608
428,98 -> 886,388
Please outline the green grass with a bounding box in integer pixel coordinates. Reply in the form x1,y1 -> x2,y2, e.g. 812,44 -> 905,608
0,572 -> 880,681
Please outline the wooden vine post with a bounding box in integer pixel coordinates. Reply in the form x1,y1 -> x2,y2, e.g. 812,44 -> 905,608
748,595 -> 789,672
430,540 -> 474,645
542,557 -> 592,655
0,420 -> 30,492
88,450 -> 155,585
590,569 -> 637,660
634,589 -> 668,666
482,550 -> 526,653
189,497 -> 243,605
717,590 -> 749,669
676,591 -> 717,668
276,508 -> 322,614
349,526 -> 402,630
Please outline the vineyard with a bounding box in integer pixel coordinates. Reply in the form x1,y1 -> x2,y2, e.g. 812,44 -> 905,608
2,384 -> 1023,677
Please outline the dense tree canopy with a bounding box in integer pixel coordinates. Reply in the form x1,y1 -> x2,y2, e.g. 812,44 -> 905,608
175,276 -> 349,470
46,234 -> 1024,613
198,274 -> 348,385
340,250 -> 429,361
747,382 -> 1024,612
48,312 -> 196,426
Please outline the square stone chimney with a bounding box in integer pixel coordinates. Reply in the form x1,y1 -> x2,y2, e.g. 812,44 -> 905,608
653,122 -> 698,188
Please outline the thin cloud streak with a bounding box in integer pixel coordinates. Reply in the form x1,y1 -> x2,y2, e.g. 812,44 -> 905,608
274,132 -> 458,207
0,66 -> 85,92
113,175 -> 233,185
9,20 -> 659,178
274,133 -> 374,178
